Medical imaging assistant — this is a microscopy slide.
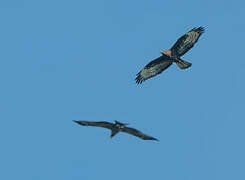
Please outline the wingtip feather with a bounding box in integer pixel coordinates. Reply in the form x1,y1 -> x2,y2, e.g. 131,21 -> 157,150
73,120 -> 86,126
135,72 -> 145,84
190,26 -> 205,34
152,137 -> 159,141
196,26 -> 205,34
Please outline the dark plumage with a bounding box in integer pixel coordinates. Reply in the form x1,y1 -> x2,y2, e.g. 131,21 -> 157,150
136,54 -> 173,84
170,27 -> 205,57
73,120 -> 158,141
136,26 -> 205,84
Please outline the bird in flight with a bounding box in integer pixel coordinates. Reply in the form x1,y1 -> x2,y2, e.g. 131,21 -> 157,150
73,120 -> 158,141
135,26 -> 205,84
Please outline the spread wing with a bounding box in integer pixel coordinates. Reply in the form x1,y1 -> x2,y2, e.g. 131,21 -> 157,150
135,54 -> 173,84
73,120 -> 114,130
170,26 -> 204,57
121,127 -> 158,141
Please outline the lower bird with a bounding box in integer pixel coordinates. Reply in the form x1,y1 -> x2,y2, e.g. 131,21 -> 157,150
135,26 -> 205,84
73,120 -> 158,141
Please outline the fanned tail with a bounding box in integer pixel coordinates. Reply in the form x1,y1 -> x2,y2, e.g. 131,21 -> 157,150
176,59 -> 192,69
110,129 -> 119,138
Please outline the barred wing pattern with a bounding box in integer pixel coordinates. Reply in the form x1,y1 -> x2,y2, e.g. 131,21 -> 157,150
170,26 -> 205,57
122,127 -> 158,141
135,54 -> 173,84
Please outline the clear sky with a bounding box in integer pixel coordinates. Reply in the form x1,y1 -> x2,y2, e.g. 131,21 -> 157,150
1,0 -> 245,179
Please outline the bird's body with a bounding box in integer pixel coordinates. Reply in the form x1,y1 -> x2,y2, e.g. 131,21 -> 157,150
73,120 -> 158,141
136,27 -> 205,84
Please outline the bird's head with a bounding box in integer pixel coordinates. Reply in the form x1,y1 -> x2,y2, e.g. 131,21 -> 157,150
160,50 -> 172,56
114,120 -> 129,128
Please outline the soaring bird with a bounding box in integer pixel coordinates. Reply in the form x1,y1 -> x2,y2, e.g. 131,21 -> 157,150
135,26 -> 205,84
73,120 -> 158,141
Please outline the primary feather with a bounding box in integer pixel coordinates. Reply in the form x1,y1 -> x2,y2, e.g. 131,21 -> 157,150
135,54 -> 173,84
121,127 -> 158,141
171,26 -> 205,57
73,120 -> 114,130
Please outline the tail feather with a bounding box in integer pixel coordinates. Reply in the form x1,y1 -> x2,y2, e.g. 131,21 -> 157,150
176,59 -> 192,69
110,129 -> 119,138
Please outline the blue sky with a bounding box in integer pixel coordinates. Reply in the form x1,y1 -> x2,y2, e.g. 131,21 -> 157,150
1,0 -> 245,179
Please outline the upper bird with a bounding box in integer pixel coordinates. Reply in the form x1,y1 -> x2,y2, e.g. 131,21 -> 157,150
135,27 -> 205,84
73,120 -> 158,141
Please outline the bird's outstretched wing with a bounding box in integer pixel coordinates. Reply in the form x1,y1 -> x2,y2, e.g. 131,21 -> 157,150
73,120 -> 114,130
121,127 -> 158,141
135,54 -> 173,84
170,26 -> 205,57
